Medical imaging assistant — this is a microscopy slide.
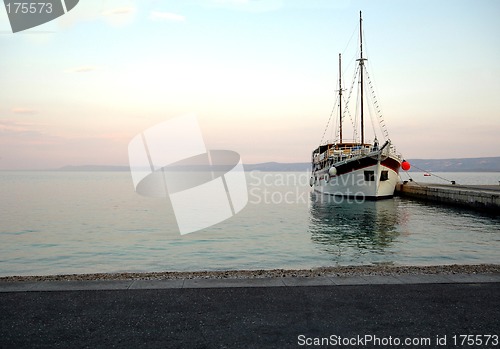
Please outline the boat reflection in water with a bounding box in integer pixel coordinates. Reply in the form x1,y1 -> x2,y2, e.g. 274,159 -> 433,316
308,192 -> 402,264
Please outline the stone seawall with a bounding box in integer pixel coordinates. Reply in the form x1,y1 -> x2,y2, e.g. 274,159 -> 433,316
395,182 -> 500,213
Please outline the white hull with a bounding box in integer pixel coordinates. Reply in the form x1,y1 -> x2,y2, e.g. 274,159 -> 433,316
313,160 -> 399,199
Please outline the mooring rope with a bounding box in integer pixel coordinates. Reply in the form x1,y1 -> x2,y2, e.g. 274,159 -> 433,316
408,163 -> 457,184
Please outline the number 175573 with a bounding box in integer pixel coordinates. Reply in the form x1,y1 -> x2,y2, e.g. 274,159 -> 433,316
5,2 -> 53,14
452,335 -> 498,346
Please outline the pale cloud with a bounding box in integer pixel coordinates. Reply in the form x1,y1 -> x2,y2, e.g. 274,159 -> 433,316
101,6 -> 136,27
91,132 -> 133,144
68,66 -> 98,73
205,0 -> 283,12
212,0 -> 250,5
0,120 -> 44,135
58,2 -> 136,29
150,11 -> 186,22
11,108 -> 38,114
0,120 -> 23,132
102,7 -> 135,16
208,0 -> 349,11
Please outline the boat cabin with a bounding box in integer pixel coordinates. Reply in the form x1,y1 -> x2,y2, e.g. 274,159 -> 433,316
312,142 -> 375,171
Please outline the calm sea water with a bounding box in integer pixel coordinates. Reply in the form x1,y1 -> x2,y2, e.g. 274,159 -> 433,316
0,171 -> 499,277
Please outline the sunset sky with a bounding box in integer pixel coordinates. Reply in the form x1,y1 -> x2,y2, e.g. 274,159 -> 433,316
1,0 -> 499,170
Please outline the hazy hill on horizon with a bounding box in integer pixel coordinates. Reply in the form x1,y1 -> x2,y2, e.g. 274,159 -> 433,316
57,156 -> 500,172
404,157 -> 500,172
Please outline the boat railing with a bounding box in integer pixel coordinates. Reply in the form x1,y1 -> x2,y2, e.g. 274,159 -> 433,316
313,143 -> 399,166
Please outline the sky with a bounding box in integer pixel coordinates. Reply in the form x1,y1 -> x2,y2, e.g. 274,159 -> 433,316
1,0 -> 499,170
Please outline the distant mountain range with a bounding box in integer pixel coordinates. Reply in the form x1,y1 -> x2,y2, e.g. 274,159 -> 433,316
57,156 -> 500,172
404,157 -> 500,172
58,165 -> 129,172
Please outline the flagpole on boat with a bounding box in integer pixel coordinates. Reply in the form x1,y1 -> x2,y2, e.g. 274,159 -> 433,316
339,53 -> 343,144
357,10 -> 366,145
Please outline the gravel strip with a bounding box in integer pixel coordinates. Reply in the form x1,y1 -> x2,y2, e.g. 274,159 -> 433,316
1,264 -> 499,283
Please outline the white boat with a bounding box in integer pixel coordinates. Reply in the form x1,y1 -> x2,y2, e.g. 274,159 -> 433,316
310,12 -> 410,199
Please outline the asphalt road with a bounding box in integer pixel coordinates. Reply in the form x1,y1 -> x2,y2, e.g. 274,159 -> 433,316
1,282 -> 499,348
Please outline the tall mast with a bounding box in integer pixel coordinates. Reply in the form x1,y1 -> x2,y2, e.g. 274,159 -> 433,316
357,11 -> 366,145
338,53 -> 343,143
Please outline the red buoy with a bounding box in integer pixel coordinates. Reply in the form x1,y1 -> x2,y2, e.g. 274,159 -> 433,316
401,160 -> 411,171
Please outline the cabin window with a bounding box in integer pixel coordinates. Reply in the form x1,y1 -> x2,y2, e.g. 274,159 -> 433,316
364,171 -> 375,181
380,171 -> 389,181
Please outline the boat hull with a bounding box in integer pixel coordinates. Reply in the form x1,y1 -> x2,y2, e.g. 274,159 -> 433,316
313,156 -> 400,199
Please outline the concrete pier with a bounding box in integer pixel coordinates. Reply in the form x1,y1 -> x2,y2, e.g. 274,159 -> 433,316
395,182 -> 500,213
